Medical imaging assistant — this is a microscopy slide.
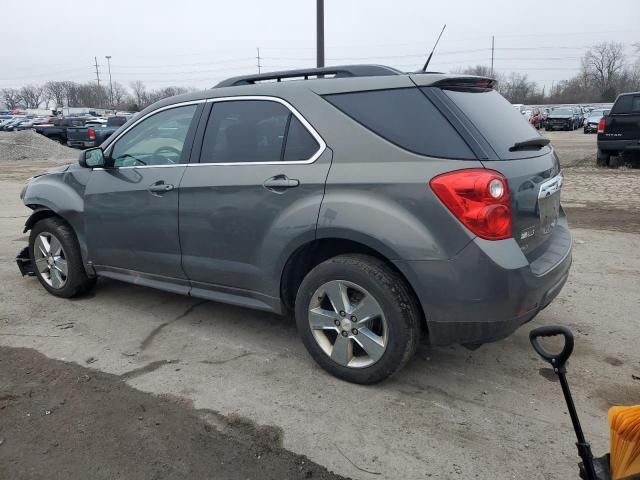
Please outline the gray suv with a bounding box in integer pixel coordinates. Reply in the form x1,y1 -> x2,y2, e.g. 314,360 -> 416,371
17,65 -> 571,384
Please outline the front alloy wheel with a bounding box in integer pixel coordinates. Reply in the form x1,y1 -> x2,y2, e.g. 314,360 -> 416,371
29,216 -> 96,298
33,232 -> 68,289
308,280 -> 388,368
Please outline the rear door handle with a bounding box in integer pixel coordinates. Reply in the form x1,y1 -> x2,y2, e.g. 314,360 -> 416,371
148,181 -> 174,194
263,175 -> 299,191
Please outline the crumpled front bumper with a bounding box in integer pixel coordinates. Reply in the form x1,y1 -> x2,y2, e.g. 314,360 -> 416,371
16,246 -> 35,276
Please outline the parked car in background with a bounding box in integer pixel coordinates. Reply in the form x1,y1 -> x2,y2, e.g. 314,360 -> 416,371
17,65 -> 571,384
597,91 -> 640,167
529,109 -> 544,129
15,119 -> 34,131
1,117 -> 27,131
545,107 -> 576,130
35,117 -> 86,144
66,115 -> 131,149
32,116 -> 57,126
584,109 -> 609,133
574,107 -> 584,128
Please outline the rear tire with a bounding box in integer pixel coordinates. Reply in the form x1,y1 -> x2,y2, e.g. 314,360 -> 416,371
294,254 -> 421,384
596,149 -> 611,167
29,217 -> 96,298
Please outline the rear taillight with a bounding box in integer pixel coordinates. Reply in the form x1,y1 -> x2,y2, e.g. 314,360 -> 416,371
430,169 -> 512,241
88,128 -> 96,140
597,117 -> 605,134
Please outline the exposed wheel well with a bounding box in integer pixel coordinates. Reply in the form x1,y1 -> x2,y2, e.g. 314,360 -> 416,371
24,207 -> 60,233
280,238 -> 427,334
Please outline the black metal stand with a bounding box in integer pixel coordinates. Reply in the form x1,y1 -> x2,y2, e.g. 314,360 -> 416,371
529,325 -> 603,480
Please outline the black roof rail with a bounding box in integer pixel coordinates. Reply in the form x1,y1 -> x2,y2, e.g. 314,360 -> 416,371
215,64 -> 403,88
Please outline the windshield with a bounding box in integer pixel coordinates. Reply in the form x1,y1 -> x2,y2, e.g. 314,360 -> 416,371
552,108 -> 573,115
589,110 -> 605,119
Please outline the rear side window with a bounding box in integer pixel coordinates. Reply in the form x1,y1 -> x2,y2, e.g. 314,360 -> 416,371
201,100 -> 320,163
324,88 -> 474,159
441,89 -> 547,160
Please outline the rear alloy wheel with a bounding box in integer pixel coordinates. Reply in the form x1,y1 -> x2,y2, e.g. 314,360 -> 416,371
308,280 -> 388,369
29,217 -> 96,298
295,254 -> 420,384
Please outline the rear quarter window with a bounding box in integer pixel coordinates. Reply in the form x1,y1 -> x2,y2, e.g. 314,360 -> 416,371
323,88 -> 475,159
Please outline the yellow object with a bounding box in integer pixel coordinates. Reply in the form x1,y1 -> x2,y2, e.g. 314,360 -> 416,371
609,405 -> 640,480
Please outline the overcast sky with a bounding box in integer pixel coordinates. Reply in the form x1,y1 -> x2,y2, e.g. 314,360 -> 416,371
2,0 -> 638,92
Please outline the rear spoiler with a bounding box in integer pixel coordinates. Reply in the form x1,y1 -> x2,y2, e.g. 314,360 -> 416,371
429,76 -> 496,90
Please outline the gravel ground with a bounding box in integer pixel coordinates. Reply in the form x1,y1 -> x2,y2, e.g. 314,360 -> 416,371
0,347 -> 348,480
0,131 -> 78,163
0,128 -> 638,480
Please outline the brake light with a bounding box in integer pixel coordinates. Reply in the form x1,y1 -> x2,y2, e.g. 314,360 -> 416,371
88,128 -> 96,140
430,169 -> 512,240
597,117 -> 606,134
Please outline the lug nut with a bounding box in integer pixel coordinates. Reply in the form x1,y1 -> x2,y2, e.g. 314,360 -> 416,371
339,311 -> 346,317
341,331 -> 348,337
334,319 -> 341,326
350,315 -> 357,322
351,328 -> 358,335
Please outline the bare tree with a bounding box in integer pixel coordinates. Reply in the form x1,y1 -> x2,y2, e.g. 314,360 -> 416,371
62,81 -> 81,107
19,85 -> 45,108
44,81 -> 68,108
581,42 -> 625,101
497,73 -> 538,104
1,88 -> 23,109
111,82 -> 128,108
130,80 -> 148,109
76,83 -> 109,108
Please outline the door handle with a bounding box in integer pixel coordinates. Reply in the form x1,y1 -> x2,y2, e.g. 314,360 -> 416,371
263,175 -> 299,191
148,181 -> 174,194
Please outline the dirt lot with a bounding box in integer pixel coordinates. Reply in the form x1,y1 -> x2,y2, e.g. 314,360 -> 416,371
0,130 -> 639,479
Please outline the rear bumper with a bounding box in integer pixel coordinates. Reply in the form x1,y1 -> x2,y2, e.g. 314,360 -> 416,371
16,246 -> 35,276
394,225 -> 572,346
598,139 -> 640,154
67,140 -> 96,149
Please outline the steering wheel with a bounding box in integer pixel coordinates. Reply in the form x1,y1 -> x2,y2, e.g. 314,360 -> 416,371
152,146 -> 181,164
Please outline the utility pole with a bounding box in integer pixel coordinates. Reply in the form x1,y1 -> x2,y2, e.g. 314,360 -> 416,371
316,0 -> 325,68
94,56 -> 101,86
490,36 -> 495,77
105,56 -> 114,110
256,47 -> 261,74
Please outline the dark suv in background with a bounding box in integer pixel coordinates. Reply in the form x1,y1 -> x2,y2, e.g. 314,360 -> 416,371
17,65 -> 571,384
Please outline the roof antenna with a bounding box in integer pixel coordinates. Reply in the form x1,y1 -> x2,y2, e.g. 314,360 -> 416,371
421,24 -> 447,72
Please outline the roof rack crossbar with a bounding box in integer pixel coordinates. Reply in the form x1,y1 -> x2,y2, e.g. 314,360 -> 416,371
215,64 -> 402,88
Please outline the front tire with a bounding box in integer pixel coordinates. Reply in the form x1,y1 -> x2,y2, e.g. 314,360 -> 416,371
29,217 -> 96,298
294,254 -> 421,384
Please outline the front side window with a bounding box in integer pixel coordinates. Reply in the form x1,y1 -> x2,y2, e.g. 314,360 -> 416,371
200,100 -> 320,163
111,104 -> 197,167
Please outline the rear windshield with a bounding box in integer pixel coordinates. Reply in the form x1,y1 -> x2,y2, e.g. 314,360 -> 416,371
441,89 -> 549,160
610,95 -> 640,114
107,116 -> 128,127
324,88 -> 475,159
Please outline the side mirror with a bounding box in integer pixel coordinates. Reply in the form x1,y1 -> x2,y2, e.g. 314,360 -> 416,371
80,147 -> 105,168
